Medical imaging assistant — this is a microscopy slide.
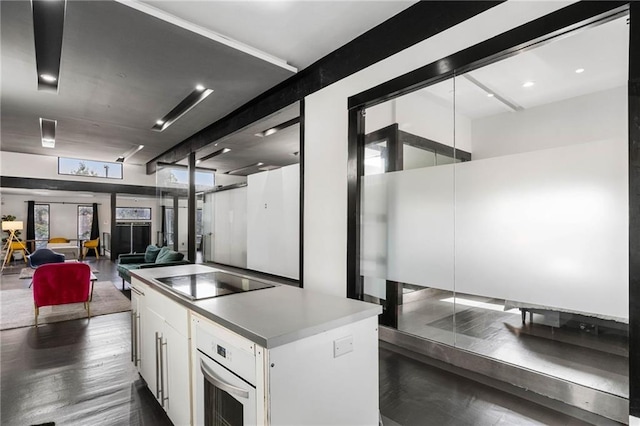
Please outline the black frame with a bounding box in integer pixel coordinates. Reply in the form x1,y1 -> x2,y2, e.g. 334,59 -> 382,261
629,1 -> 640,418
58,156 -> 123,180
347,1 -> 637,416
115,207 -> 152,221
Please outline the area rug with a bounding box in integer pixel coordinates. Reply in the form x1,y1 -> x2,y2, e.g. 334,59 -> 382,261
0,281 -> 130,330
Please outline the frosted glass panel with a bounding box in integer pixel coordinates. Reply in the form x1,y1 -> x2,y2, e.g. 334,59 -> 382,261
455,139 -> 628,320
361,173 -> 388,280
386,166 -> 454,290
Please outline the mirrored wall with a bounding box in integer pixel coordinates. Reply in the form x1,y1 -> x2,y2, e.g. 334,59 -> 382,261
359,14 -> 629,397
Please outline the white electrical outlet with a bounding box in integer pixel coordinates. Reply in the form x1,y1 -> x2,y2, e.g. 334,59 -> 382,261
333,335 -> 353,358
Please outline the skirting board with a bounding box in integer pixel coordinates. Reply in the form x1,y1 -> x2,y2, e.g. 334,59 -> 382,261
379,326 -> 627,424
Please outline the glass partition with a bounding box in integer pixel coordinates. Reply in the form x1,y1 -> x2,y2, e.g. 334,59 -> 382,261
359,13 -> 629,398
197,102 -> 301,280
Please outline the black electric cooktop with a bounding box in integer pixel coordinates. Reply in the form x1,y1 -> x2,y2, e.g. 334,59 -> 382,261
157,271 -> 275,301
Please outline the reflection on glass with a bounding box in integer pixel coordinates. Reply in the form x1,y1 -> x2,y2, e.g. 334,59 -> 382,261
359,14 -> 629,398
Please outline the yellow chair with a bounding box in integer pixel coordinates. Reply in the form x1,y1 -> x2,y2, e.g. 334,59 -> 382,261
4,240 -> 28,266
49,237 -> 70,243
82,238 -> 99,259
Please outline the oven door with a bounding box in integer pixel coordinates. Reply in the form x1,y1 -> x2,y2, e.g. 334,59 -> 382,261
196,350 -> 257,426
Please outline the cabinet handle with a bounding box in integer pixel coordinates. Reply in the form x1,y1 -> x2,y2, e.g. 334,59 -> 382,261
130,311 -> 135,363
131,286 -> 144,296
155,332 -> 161,399
200,359 -> 250,399
161,339 -> 168,407
135,313 -> 141,364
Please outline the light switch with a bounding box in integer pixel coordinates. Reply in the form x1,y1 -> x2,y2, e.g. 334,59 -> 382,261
333,335 -> 353,358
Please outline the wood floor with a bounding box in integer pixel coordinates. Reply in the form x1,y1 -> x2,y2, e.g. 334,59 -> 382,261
0,258 -> 620,425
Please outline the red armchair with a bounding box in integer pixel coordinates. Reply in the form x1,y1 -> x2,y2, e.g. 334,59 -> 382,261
32,263 -> 92,326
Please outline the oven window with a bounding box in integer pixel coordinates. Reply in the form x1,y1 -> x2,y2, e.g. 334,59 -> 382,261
205,380 -> 243,426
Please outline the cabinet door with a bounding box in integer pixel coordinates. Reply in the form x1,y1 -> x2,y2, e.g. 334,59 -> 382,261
140,306 -> 164,403
163,323 -> 191,426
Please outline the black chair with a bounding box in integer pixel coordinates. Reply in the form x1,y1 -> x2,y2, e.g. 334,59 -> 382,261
27,248 -> 65,268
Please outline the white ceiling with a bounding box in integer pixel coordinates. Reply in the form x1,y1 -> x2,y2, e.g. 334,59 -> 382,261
0,0 -> 416,169
421,14 -> 629,120
136,0 -> 417,70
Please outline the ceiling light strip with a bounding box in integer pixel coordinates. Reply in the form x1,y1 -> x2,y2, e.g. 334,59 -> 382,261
116,144 -> 144,162
199,147 -> 231,162
462,74 -> 523,112
40,118 -> 57,148
113,0 -> 297,73
32,0 -> 66,92
226,162 -> 263,175
255,117 -> 300,137
152,87 -> 214,132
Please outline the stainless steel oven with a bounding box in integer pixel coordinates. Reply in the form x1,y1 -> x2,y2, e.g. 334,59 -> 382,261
194,317 -> 258,426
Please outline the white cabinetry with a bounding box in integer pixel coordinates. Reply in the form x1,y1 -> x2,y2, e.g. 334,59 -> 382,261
191,313 -> 379,425
134,277 -> 191,426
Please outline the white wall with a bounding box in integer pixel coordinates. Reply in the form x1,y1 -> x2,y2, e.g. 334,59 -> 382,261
214,173 -> 247,187
472,86 -> 627,159
247,164 -> 300,279
1,192 -> 111,245
304,1 -> 571,297
212,187 -> 247,268
1,151 -> 156,186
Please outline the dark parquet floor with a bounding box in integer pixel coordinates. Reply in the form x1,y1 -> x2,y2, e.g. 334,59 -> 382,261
0,258 -> 620,425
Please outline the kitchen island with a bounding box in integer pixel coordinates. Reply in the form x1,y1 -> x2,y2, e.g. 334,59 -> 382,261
130,264 -> 382,426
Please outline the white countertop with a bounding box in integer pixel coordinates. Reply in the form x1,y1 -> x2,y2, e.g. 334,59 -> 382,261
131,264 -> 382,348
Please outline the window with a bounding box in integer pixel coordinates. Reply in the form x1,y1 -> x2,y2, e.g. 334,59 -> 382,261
77,205 -> 93,240
116,207 -> 151,220
59,157 -> 123,179
34,204 -> 50,249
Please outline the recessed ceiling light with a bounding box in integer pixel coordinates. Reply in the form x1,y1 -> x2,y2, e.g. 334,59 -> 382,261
487,93 -> 494,97
575,68 -> 585,74
42,138 -> 55,148
33,0 -> 65,92
522,81 -> 535,88
116,144 -> 145,162
40,118 -> 56,148
152,86 -> 214,131
198,148 -> 231,162
40,74 -> 57,83
255,117 -> 300,137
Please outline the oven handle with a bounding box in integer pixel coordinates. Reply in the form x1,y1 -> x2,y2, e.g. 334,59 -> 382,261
200,359 -> 249,399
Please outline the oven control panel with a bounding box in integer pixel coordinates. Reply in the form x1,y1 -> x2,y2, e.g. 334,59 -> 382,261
193,317 -> 257,386
217,344 -> 227,358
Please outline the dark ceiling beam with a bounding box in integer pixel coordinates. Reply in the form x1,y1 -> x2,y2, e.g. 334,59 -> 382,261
0,176 -> 187,197
146,1 -> 503,174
